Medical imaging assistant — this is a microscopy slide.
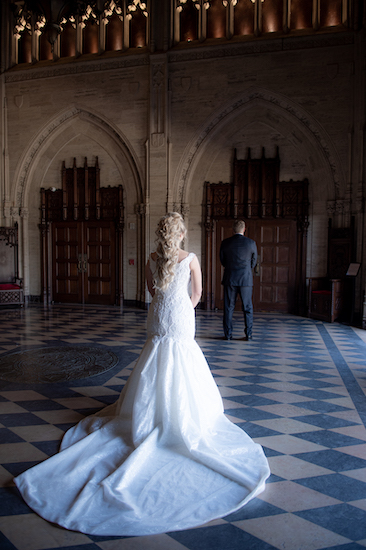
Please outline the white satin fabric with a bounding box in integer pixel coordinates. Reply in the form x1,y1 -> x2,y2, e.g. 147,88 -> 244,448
15,253 -> 270,536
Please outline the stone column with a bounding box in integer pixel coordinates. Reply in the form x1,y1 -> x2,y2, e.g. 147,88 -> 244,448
351,30 -> 365,319
19,207 -> 29,304
149,53 -> 170,220
135,202 -> 149,306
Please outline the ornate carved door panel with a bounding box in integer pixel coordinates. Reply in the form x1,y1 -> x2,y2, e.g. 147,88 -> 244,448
41,158 -> 124,306
205,149 -> 308,315
52,221 -> 116,305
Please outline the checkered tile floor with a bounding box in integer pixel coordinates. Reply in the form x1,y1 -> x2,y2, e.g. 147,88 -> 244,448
0,305 -> 366,550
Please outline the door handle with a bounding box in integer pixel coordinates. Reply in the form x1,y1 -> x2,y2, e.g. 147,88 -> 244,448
78,254 -> 88,273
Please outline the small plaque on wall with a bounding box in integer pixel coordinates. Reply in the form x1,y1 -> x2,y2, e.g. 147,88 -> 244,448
346,263 -> 361,277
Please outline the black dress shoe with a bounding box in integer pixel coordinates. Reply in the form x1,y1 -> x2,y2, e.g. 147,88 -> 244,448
243,335 -> 252,341
224,336 -> 232,340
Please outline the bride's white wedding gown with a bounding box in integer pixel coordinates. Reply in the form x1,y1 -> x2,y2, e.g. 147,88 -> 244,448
15,253 -> 270,536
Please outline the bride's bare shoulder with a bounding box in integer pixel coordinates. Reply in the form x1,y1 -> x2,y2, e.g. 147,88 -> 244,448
178,250 -> 189,263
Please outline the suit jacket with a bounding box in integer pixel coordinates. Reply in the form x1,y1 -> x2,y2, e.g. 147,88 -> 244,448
220,233 -> 258,287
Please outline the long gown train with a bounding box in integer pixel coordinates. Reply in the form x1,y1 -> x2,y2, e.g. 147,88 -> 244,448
14,253 -> 270,536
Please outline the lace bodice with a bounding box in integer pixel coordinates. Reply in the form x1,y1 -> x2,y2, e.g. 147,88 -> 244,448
147,253 -> 196,342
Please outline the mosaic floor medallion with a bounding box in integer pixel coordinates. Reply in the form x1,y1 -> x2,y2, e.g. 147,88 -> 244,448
0,346 -> 119,383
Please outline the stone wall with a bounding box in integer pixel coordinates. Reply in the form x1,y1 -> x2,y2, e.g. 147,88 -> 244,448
0,28 -> 365,316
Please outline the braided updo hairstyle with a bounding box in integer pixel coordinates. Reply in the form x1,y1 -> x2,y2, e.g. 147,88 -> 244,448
154,212 -> 187,291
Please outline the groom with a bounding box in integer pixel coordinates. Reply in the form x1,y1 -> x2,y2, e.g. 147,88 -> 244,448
219,220 -> 257,341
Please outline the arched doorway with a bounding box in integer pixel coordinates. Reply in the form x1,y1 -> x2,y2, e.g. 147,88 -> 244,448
204,149 -> 309,315
13,108 -> 143,304
175,91 -> 343,302
40,158 -> 124,306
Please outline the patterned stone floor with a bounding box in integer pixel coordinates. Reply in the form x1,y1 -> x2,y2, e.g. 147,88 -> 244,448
0,304 -> 366,550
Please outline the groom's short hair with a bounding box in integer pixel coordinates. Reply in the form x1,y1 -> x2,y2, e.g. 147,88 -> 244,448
233,220 -> 246,234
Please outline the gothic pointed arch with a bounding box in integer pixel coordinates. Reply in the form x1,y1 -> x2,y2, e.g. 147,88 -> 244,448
173,87 -> 345,209
13,107 -> 143,210
11,107 -> 144,306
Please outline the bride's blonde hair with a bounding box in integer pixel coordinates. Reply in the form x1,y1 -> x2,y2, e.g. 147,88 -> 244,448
154,212 -> 187,291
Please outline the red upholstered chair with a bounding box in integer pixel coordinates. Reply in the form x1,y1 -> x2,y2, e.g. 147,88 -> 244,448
0,226 -> 24,306
308,277 -> 343,323
308,222 -> 353,323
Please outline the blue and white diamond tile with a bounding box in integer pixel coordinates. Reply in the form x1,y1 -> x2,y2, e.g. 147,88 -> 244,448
0,306 -> 365,550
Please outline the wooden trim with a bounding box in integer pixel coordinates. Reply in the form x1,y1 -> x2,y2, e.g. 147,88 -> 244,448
204,149 -> 309,314
40,158 -> 124,306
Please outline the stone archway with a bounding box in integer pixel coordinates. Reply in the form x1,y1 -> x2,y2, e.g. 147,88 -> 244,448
14,107 -> 143,209
11,108 -> 143,302
173,89 -> 346,284
174,87 -> 344,209
172,87 -> 345,312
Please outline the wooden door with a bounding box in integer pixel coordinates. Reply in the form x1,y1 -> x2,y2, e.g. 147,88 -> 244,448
52,221 -> 116,305
214,219 -> 297,313
84,221 -> 116,305
214,220 -> 238,311
41,158 -> 124,307
53,222 -> 82,303
205,149 -> 308,315
252,219 -> 297,313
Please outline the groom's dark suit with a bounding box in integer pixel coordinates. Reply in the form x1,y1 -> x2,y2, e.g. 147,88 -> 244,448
220,233 -> 257,340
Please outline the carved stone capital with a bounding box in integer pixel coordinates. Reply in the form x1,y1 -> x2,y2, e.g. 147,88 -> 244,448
135,203 -> 146,216
20,207 -> 29,219
10,206 -> 20,218
327,199 -> 351,215
354,198 -> 365,213
340,200 -> 351,213
181,204 -> 190,218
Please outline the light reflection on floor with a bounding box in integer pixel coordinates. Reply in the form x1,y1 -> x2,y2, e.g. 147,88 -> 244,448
0,305 -> 366,550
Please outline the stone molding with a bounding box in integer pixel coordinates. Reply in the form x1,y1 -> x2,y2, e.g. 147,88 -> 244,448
10,206 -> 20,219
135,203 -> 146,216
5,54 -> 150,83
14,107 -> 142,208
150,60 -> 166,147
327,197 -> 364,215
171,203 -> 190,217
181,204 -> 190,218
327,199 -> 351,215
5,32 -> 353,83
177,87 -> 345,205
169,32 -> 354,64
3,203 -> 11,219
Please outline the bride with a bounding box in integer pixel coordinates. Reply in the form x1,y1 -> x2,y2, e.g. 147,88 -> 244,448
15,212 -> 270,536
